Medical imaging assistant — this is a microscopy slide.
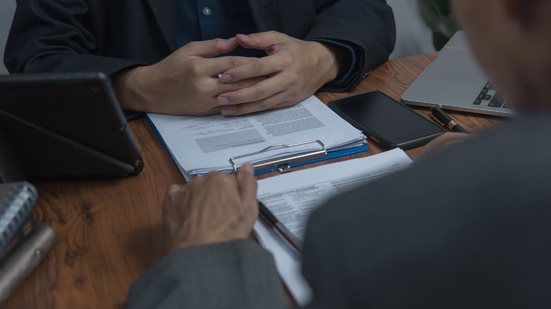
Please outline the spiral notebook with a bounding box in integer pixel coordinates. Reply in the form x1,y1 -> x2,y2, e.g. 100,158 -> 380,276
0,182 -> 37,255
0,182 -> 55,305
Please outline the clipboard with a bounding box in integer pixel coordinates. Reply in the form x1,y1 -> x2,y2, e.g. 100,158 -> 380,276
229,139 -> 369,175
146,108 -> 369,177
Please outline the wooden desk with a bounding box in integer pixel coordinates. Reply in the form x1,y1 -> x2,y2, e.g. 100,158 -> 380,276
5,54 -> 502,308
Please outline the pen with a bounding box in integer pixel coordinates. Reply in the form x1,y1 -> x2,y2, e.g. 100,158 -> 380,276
258,200 -> 303,255
430,105 -> 468,133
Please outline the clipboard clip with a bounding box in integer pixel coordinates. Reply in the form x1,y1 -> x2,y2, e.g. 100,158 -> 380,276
229,140 -> 327,174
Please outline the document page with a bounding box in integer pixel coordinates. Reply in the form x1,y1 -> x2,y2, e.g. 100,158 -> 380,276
148,96 -> 364,176
254,149 -> 413,305
257,148 -> 413,240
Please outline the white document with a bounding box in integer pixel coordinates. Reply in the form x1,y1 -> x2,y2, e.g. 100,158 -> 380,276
255,148 -> 413,306
148,96 -> 365,178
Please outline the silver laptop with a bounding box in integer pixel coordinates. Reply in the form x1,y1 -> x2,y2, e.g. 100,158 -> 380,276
401,31 -> 513,117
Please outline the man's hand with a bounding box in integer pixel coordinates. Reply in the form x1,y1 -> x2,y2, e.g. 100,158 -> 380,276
216,31 -> 342,116
162,165 -> 258,252
418,133 -> 471,159
114,38 -> 262,115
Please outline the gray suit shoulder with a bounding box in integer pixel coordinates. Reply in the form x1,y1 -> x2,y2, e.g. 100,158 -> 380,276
302,114 -> 551,308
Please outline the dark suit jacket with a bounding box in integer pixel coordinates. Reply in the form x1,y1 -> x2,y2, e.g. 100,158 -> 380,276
4,0 -> 396,92
127,113 -> 551,308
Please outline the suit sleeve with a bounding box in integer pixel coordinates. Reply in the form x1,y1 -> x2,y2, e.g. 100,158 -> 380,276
4,0 -> 142,75
126,240 -> 288,309
306,0 -> 396,92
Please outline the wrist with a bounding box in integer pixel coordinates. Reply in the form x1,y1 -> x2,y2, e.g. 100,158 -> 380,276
113,66 -> 152,112
308,42 -> 343,86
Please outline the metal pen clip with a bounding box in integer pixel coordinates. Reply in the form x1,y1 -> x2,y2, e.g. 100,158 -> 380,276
229,140 -> 327,174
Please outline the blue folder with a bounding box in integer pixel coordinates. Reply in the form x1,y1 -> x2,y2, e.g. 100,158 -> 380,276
254,144 -> 369,176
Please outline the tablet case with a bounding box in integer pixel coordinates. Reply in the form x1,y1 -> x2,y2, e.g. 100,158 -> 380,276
0,72 -> 143,179
0,129 -> 24,182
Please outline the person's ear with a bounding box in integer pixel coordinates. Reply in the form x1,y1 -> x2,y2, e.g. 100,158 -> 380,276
503,0 -> 543,29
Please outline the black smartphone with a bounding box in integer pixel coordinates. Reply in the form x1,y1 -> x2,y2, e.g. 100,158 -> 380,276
329,91 -> 444,149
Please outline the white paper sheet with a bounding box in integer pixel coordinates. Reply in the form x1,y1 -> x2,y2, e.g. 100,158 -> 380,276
147,96 -> 365,177
255,149 -> 413,306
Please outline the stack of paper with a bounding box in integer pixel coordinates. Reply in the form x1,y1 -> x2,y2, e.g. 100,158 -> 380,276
148,96 -> 366,179
254,148 -> 413,306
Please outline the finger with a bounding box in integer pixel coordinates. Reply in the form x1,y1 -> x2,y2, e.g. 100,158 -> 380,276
236,32 -> 286,50
168,184 -> 182,196
217,74 -> 285,106
195,75 -> 264,98
239,163 -> 255,175
183,38 -> 239,58
162,184 -> 185,228
421,133 -> 470,157
164,184 -> 184,210
236,164 -> 258,216
221,92 -> 295,116
428,133 -> 469,149
214,77 -> 267,95
219,54 -> 284,83
200,56 -> 258,76
178,76 -> 264,115
438,138 -> 467,149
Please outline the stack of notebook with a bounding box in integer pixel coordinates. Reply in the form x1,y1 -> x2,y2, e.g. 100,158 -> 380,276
0,182 -> 55,305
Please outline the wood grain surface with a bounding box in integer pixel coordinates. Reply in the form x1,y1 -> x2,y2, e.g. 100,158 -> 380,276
4,54 -> 503,308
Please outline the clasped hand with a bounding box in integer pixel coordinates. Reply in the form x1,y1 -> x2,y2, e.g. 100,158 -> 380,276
216,32 -> 340,116
115,31 -> 340,116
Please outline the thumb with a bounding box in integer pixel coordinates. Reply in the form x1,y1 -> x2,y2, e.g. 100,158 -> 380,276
183,37 -> 238,58
164,184 -> 183,209
162,184 -> 184,230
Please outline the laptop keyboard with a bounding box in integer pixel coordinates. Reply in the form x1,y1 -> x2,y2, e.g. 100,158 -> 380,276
473,82 -> 511,109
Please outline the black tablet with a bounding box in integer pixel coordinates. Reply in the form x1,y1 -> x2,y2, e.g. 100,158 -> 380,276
0,72 -> 143,180
329,91 -> 444,150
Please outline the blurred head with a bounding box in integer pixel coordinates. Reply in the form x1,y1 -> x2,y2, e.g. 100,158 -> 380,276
452,0 -> 551,110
